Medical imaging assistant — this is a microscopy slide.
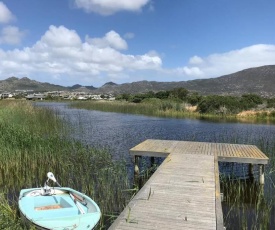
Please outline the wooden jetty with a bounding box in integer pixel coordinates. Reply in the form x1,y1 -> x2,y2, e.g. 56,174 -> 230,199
109,140 -> 269,230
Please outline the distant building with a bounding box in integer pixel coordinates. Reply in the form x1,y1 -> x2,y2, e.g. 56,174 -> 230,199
77,96 -> 88,100
25,93 -> 46,100
90,95 -> 102,100
0,93 -> 13,99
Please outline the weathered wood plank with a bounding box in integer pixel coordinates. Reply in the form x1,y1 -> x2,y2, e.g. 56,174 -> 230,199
110,153 -> 218,230
214,155 -> 224,230
110,140 -> 268,230
131,140 -> 268,164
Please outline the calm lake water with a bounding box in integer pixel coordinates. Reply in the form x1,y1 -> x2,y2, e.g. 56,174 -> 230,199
36,102 -> 275,161
36,102 -> 275,229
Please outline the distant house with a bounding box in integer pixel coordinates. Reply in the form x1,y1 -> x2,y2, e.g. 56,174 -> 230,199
90,95 -> 102,100
25,93 -> 46,100
77,96 -> 88,100
0,93 -> 13,99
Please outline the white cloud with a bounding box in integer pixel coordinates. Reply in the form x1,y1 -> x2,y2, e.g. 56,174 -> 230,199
74,0 -> 151,15
189,55 -> 204,65
40,25 -> 82,47
0,26 -> 25,45
1,24 -> 275,86
86,30 -> 127,50
0,2 -> 15,24
172,44 -> 275,79
174,66 -> 203,77
0,25 -> 162,85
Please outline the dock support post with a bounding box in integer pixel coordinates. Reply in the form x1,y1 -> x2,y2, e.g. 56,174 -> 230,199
248,164 -> 254,181
259,164 -> 265,185
150,157 -> 155,167
134,156 -> 140,188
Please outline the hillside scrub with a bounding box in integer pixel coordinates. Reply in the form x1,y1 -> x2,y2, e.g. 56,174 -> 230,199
196,94 -> 263,115
114,89 -> 268,117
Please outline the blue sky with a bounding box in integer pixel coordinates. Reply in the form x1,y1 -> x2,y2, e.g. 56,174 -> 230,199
0,0 -> 275,87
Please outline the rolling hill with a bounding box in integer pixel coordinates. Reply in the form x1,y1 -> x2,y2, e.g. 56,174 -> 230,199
1,65 -> 275,97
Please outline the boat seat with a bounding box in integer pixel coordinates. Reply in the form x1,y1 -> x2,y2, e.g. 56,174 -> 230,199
20,195 -> 87,220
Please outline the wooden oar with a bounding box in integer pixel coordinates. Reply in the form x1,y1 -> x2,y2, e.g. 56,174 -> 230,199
69,193 -> 85,214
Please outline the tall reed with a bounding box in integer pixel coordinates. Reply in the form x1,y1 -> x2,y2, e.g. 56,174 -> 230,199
70,100 -> 198,119
0,101 -> 131,229
70,100 -> 275,123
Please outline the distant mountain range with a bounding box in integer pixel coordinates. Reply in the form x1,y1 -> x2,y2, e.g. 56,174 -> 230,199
1,65 -> 275,97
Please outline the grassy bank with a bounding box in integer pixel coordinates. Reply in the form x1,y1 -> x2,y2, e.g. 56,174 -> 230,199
70,99 -> 206,119
70,99 -> 275,123
0,101 -> 131,229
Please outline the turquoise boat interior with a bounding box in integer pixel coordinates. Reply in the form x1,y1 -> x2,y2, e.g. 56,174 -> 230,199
19,187 -> 100,230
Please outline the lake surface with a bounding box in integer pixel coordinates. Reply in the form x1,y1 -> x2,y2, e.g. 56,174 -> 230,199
35,102 -> 275,229
36,102 -> 275,162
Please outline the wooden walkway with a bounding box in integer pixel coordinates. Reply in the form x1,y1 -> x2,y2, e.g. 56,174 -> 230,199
109,140 -> 268,230
129,139 -> 268,164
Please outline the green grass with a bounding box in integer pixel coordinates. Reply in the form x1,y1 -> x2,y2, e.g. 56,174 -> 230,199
210,128 -> 275,229
70,99 -> 202,119
70,100 -> 275,123
220,177 -> 273,229
0,101 -> 132,229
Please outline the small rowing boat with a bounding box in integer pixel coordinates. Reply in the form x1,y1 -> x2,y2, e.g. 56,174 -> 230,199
19,172 -> 101,230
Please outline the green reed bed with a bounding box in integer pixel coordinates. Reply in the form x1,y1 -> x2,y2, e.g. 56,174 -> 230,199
71,100 -> 156,115
0,101 -> 131,229
69,99 -> 237,121
220,163 -> 275,230
70,99 -> 200,119
70,99 -> 275,124
220,178 -> 271,230
204,129 -> 275,229
212,132 -> 275,230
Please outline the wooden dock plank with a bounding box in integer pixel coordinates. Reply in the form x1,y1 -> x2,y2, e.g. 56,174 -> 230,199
110,153 -> 218,230
131,140 -> 268,164
110,140 -> 268,230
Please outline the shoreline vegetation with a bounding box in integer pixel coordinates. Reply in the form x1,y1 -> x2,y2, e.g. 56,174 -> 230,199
4,87 -> 275,122
68,87 -> 275,123
69,99 -> 275,124
0,101 -> 132,229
